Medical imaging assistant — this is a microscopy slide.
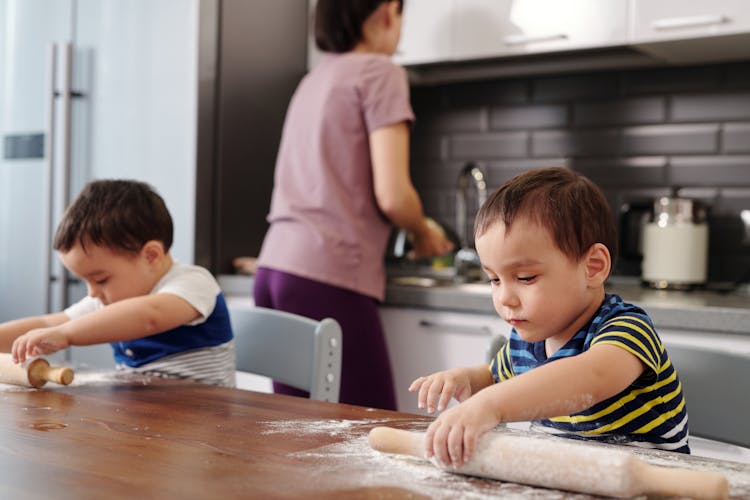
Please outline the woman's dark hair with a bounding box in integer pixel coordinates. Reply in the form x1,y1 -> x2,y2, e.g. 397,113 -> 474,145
54,179 -> 173,254
315,0 -> 403,53
474,167 -> 618,270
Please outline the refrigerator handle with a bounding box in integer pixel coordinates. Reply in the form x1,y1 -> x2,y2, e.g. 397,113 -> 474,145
46,43 -> 73,313
44,43 -> 58,314
58,42 -> 73,308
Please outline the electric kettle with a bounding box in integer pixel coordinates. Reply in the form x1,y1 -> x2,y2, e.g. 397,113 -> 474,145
641,197 -> 708,290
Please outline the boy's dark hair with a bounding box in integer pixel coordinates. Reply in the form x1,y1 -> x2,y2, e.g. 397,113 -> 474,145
474,167 -> 618,269
315,0 -> 403,53
54,179 -> 173,254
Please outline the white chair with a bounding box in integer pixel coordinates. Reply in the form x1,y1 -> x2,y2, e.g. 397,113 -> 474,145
229,306 -> 342,403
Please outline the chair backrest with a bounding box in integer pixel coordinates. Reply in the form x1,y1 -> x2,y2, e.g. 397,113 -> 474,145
667,344 -> 750,448
229,306 -> 342,402
486,334 -> 508,364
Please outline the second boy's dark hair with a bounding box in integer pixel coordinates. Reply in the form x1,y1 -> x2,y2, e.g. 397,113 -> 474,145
474,167 -> 618,270
54,179 -> 173,254
315,0 -> 403,53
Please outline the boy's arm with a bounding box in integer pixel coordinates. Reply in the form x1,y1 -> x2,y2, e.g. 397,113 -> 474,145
0,313 -> 69,352
424,344 -> 644,467
482,343 -> 645,422
12,293 -> 201,362
60,293 -> 202,345
409,364 -> 494,413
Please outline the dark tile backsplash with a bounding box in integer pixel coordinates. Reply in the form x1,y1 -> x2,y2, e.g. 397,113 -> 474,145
409,61 -> 750,285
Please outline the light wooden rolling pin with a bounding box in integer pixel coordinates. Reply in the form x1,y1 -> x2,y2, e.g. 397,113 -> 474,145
0,353 -> 74,388
368,427 -> 729,499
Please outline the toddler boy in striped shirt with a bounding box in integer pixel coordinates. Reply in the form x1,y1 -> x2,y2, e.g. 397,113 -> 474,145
410,167 -> 689,467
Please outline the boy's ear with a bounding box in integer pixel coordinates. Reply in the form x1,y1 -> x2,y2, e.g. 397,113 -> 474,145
584,243 -> 611,286
141,240 -> 165,264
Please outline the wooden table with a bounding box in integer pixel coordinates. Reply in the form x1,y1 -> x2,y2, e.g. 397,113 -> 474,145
1,374 -> 748,499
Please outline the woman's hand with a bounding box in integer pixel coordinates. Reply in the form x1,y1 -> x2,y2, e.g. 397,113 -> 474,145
11,327 -> 69,363
423,390 -> 500,468
410,218 -> 454,259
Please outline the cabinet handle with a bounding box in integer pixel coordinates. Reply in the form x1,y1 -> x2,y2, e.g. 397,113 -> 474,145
418,319 -> 493,336
652,14 -> 728,31
503,33 -> 568,47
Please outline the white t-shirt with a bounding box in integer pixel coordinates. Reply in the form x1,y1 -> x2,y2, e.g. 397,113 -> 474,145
65,262 -> 236,387
65,262 -> 220,323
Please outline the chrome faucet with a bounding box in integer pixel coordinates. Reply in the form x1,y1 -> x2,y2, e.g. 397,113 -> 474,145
454,161 -> 487,281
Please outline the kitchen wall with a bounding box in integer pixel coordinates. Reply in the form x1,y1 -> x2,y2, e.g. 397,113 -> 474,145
408,60 -> 750,285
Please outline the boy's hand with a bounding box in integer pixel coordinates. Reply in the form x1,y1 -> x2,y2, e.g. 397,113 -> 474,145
409,367 -> 474,413
11,328 -> 70,363
423,390 -> 499,468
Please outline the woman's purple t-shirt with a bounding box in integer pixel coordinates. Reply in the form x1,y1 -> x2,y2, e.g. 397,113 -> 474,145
257,52 -> 415,301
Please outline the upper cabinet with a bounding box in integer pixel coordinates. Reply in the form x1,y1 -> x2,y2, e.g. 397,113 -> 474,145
391,0 -> 750,71
393,0 -> 453,66
394,0 -> 628,66
452,0 -> 628,61
629,0 -> 750,42
628,0 -> 750,63
308,0 -> 750,72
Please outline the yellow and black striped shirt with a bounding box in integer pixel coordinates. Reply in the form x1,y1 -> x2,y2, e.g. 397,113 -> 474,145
490,294 -> 690,453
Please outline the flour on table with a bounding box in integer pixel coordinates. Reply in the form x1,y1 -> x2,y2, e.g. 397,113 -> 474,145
70,370 -> 153,386
260,418 -> 750,499
260,418 -> 588,499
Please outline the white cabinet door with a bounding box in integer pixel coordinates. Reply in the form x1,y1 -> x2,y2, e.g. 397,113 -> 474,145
393,0 -> 454,66
452,0 -> 628,61
309,0 -> 454,67
629,0 -> 750,43
381,306 -> 511,414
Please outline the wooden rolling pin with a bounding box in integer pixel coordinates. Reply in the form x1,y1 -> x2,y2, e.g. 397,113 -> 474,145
0,353 -> 74,388
368,427 -> 729,499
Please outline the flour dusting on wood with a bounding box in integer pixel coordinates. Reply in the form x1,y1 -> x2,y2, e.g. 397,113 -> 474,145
260,418 -> 750,499
262,418 -> 586,499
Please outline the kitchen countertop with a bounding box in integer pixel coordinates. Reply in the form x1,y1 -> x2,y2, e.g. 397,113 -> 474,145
218,273 -> 750,335
385,277 -> 750,335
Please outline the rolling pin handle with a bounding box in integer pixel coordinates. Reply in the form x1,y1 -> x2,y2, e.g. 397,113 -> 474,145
28,359 -> 75,387
368,427 -> 425,459
43,365 -> 75,385
633,459 -> 729,500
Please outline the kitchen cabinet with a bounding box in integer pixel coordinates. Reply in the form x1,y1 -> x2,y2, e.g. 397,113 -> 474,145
629,0 -> 750,43
658,327 -> 750,450
393,0 -> 629,67
392,0 -> 454,66
380,305 -> 510,414
309,0 -> 454,67
451,0 -> 628,61
628,0 -> 750,63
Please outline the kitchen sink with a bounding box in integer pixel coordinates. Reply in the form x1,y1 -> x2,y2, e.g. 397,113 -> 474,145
388,275 -> 491,294
453,282 -> 492,294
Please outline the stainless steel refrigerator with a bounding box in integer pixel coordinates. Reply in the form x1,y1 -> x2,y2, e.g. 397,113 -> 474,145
0,0 -> 201,364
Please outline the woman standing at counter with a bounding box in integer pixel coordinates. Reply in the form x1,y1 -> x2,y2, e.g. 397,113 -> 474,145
254,0 -> 452,409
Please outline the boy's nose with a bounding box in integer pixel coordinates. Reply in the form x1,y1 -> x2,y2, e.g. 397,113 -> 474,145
87,284 -> 101,299
495,285 -> 519,308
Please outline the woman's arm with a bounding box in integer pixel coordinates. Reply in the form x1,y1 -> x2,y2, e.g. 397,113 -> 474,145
370,122 -> 453,257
